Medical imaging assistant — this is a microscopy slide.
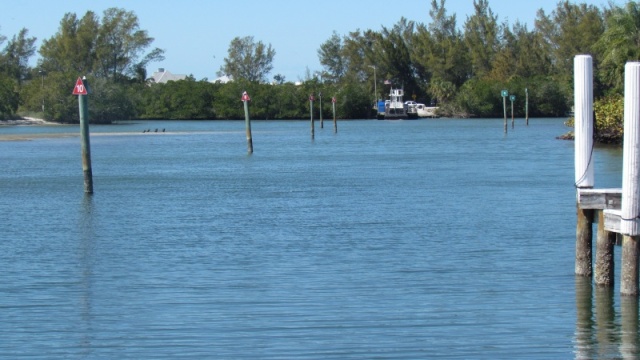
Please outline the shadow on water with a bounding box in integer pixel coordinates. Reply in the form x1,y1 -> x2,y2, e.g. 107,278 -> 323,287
575,276 -> 640,359
78,195 -> 95,356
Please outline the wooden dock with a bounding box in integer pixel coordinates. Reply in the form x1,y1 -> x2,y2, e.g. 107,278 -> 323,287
574,58 -> 640,296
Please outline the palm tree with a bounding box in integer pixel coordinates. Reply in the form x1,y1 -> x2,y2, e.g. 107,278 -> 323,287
596,2 -> 640,93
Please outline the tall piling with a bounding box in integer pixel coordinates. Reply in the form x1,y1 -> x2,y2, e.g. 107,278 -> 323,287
319,92 -> 323,129
74,77 -> 93,194
574,55 -> 594,277
510,95 -> 515,129
502,91 -> 507,133
525,88 -> 529,126
310,94 -> 315,140
332,96 -> 337,134
242,91 -> 253,154
620,62 -> 640,296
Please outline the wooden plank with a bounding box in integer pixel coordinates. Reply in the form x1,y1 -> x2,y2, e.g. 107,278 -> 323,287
604,209 -> 622,233
578,188 -> 622,209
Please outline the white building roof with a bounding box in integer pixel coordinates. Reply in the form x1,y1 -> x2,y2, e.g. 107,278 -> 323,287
151,68 -> 187,83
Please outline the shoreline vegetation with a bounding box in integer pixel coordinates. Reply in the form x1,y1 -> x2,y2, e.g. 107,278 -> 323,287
1,2 -> 634,146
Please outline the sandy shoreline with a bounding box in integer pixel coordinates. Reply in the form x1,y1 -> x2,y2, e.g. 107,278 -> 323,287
0,117 -> 60,126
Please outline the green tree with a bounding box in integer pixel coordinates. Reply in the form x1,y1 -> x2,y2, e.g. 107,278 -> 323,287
39,12 -> 99,75
511,22 -> 551,79
318,31 -> 346,82
0,74 -> 19,118
423,0 -> 469,86
535,1 -> 603,78
463,0 -> 499,78
218,36 -> 275,83
596,1 -> 640,94
378,18 -> 419,96
94,8 -> 164,81
1,28 -> 36,84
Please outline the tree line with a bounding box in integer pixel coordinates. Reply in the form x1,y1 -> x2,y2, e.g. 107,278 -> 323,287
0,0 -> 637,136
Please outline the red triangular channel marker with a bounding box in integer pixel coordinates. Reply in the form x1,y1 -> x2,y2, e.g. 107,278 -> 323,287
241,91 -> 250,101
72,77 -> 87,95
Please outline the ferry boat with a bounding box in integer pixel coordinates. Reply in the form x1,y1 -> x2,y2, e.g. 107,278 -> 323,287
377,88 -> 416,120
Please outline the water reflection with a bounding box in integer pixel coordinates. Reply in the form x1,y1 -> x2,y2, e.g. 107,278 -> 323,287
77,195 -> 95,356
621,296 -> 639,359
575,276 -> 594,358
595,287 -> 617,358
575,277 -> 640,359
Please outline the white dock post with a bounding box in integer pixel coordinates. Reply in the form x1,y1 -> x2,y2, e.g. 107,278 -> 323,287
620,62 -> 640,296
574,55 -> 595,277
575,55 -> 594,189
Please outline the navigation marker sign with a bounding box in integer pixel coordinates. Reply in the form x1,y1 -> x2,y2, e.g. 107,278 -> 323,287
72,77 -> 87,95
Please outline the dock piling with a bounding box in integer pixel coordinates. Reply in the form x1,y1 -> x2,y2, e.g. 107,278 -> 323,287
242,91 -> 253,154
595,210 -> 616,286
620,61 -> 640,295
74,76 -> 93,194
332,96 -> 337,134
574,55 -> 594,277
310,94 -> 315,140
576,206 -> 594,277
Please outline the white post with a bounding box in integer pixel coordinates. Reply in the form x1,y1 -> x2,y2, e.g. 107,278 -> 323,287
574,55 -> 595,277
621,62 -> 640,296
621,62 -> 640,236
574,55 -> 594,188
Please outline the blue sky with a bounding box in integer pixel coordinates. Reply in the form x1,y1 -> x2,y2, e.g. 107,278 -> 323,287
0,0 -> 621,82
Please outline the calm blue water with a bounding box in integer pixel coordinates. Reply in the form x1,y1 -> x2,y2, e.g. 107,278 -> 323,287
0,118 -> 636,359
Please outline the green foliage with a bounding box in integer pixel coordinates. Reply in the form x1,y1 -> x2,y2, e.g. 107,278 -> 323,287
0,28 -> 36,84
138,79 -> 215,120
596,2 -> 640,94
0,0 -> 638,133
0,73 -> 19,118
566,94 -> 623,144
452,78 -> 503,117
218,36 -> 275,83
594,94 -> 624,143
463,0 -> 499,78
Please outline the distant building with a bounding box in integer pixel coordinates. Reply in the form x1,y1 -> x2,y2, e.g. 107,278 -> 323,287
151,68 -> 187,83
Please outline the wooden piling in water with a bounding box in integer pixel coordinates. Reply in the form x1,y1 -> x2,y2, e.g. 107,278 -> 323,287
595,210 -> 616,286
310,94 -> 315,140
576,206 -> 594,277
620,61 -> 640,296
510,95 -> 515,129
332,96 -> 337,134
242,91 -> 253,154
525,88 -> 529,126
319,92 -> 323,129
502,93 -> 507,133
574,55 -> 595,277
74,76 -> 93,194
